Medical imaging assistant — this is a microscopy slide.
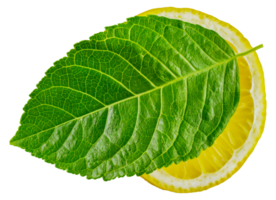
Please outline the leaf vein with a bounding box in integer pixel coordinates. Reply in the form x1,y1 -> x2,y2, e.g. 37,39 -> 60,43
147,17 -> 231,60
74,49 -> 157,88
131,24 -> 197,72
103,88 -> 163,176
27,103 -> 76,118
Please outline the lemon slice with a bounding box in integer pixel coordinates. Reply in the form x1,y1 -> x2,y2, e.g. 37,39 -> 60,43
138,7 -> 266,193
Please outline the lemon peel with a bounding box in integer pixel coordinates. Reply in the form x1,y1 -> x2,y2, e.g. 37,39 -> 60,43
139,7 -> 266,193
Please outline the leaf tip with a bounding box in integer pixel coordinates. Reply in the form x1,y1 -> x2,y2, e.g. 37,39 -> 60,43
7,140 -> 13,147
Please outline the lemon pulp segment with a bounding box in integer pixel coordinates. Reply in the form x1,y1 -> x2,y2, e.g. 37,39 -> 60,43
163,51 -> 254,179
138,7 -> 266,193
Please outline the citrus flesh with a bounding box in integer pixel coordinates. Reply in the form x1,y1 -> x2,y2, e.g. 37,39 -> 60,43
138,7 -> 266,193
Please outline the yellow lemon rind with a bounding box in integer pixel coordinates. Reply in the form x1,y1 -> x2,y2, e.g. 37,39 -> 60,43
138,7 -> 266,193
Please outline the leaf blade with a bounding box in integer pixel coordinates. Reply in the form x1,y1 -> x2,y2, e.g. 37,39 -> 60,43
10,15 -> 245,181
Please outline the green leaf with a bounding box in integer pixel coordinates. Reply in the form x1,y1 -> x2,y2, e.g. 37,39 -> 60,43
10,15 -> 262,181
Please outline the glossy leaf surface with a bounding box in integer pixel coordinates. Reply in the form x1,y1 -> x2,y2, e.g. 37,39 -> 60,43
10,15 -> 240,180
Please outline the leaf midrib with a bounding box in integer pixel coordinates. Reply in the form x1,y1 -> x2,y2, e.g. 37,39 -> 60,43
11,54 -> 239,144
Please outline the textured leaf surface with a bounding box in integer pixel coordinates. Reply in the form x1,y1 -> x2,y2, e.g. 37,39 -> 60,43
10,15 -> 241,181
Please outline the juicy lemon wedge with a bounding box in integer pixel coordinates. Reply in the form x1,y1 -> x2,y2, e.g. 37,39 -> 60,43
138,7 -> 266,193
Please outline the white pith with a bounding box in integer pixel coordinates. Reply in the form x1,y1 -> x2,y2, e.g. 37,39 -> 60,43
144,10 -> 265,190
